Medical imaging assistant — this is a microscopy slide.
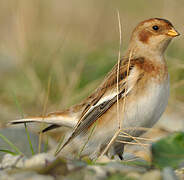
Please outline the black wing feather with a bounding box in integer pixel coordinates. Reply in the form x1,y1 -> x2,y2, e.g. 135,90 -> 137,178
58,89 -> 125,152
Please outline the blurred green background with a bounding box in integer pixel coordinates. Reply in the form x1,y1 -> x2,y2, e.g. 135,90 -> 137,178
0,0 -> 183,123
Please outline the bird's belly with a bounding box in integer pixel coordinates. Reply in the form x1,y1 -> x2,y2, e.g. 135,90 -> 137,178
123,79 -> 169,131
87,80 -> 170,144
72,79 -> 169,159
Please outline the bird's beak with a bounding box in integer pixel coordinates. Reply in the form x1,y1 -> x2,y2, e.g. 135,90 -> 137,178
167,28 -> 180,37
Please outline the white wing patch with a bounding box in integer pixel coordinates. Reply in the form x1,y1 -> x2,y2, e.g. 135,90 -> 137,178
81,67 -> 139,119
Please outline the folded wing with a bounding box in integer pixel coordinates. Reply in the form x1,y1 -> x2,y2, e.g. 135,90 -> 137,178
56,57 -> 143,153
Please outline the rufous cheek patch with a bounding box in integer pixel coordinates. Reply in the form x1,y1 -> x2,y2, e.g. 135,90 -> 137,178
139,30 -> 152,44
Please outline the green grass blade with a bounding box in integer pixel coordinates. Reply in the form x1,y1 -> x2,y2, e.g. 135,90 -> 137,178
24,123 -> 35,155
11,91 -> 24,117
44,135 -> 49,152
0,133 -> 22,155
0,149 -> 18,155
12,91 -> 35,155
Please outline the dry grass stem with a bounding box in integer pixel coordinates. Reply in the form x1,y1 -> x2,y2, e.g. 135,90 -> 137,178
120,130 -> 148,152
98,10 -> 123,158
98,12 -> 143,159
113,49 -> 151,152
120,126 -> 159,131
38,75 -> 52,153
119,134 -> 154,142
116,140 -> 150,146
99,130 -> 121,159
118,48 -> 149,152
116,9 -> 122,130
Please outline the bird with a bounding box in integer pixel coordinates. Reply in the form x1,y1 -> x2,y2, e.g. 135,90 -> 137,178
9,18 -> 179,160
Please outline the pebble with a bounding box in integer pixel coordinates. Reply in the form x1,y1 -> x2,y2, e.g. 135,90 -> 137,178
126,172 -> 141,179
24,153 -> 56,170
141,170 -> 161,180
162,167 -> 178,180
0,171 -> 54,180
0,154 -> 25,169
87,165 -> 107,179
0,153 -> 56,171
104,161 -> 146,174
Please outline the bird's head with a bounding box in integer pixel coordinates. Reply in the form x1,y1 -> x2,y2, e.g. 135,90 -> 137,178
128,18 -> 179,57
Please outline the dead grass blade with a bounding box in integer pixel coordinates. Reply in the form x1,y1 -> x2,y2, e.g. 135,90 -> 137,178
119,130 -> 148,152
38,75 -> 52,153
119,134 -> 154,142
120,127 -> 159,131
116,9 -> 122,130
12,91 -> 34,155
116,140 -> 150,146
99,9 -> 123,158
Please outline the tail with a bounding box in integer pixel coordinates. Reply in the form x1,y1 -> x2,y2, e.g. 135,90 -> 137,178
9,114 -> 77,132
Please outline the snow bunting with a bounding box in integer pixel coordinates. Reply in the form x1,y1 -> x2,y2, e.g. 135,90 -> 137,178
9,18 -> 179,160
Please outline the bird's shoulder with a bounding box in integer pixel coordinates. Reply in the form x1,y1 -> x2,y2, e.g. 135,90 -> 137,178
48,56 -> 167,118
77,57 -> 145,117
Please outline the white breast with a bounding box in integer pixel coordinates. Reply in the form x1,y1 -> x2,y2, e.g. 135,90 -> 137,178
123,77 -> 170,130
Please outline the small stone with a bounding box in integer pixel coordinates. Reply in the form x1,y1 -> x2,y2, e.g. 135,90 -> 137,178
12,171 -> 54,180
141,170 -> 161,180
175,167 -> 184,179
0,171 -> 54,180
0,172 -> 11,180
126,172 -> 141,179
67,159 -> 86,171
0,154 -> 25,169
162,167 -> 178,180
104,162 -> 146,174
87,165 -> 107,179
63,168 -> 85,180
24,153 -> 56,170
0,153 -> 56,171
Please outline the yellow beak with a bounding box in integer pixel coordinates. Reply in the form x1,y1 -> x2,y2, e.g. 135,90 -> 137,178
167,28 -> 180,37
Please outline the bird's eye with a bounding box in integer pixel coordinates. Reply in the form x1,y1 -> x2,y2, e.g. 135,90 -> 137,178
152,25 -> 159,31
